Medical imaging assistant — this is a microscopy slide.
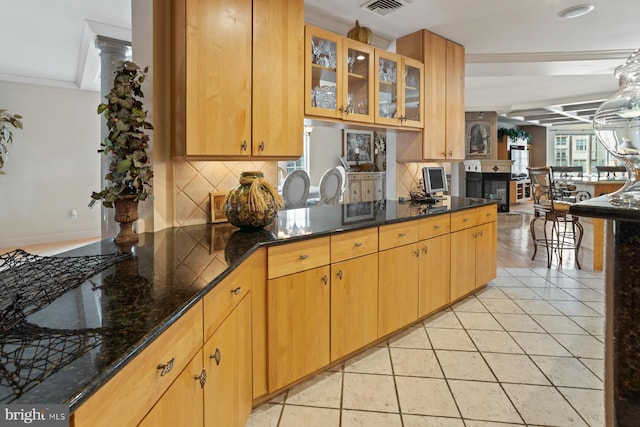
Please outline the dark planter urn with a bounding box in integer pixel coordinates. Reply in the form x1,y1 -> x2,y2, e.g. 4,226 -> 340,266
114,194 -> 139,246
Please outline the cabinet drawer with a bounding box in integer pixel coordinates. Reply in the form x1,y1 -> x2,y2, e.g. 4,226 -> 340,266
450,208 -> 478,232
203,264 -> 251,342
476,205 -> 497,225
72,303 -> 203,427
331,227 -> 378,263
379,222 -> 419,251
418,214 -> 451,240
268,237 -> 330,279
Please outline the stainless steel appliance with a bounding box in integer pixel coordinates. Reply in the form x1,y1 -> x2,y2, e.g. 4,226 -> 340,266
509,145 -> 529,179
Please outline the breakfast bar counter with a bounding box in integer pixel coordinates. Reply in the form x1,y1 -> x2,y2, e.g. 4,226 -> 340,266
0,197 -> 497,425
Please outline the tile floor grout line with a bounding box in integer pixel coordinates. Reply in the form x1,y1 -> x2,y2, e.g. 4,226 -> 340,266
385,343 -> 406,427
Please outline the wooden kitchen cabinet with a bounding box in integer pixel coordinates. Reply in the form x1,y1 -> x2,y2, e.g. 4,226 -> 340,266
267,265 -> 330,391
374,50 -> 424,128
331,252 -> 378,361
172,0 -> 303,158
396,29 -> 465,161
418,214 -> 452,317
450,206 -> 497,301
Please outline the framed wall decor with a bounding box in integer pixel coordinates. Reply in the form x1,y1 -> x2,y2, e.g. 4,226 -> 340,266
210,192 -> 228,223
342,201 -> 375,224
343,129 -> 374,165
465,120 -> 492,157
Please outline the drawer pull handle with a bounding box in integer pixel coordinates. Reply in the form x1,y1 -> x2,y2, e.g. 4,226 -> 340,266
259,141 -> 265,151
157,357 -> 175,376
463,218 -> 469,222
211,348 -> 221,365
486,213 -> 491,217
434,225 -> 441,230
337,270 -> 343,280
241,140 -> 247,151
422,246 -> 428,254
322,274 -> 328,285
473,232 -> 478,238
479,230 -> 484,237
398,232 -> 407,238
414,249 -> 420,257
194,368 -> 207,389
299,254 -> 308,260
354,242 -> 363,247
231,287 -> 241,295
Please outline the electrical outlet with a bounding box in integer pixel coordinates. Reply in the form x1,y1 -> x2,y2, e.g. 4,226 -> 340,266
71,209 -> 78,219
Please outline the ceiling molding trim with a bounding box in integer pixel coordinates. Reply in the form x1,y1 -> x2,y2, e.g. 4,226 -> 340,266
466,49 -> 635,64
0,73 -> 80,90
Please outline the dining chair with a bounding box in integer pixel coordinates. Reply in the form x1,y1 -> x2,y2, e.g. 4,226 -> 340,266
550,165 -> 591,202
528,167 -> 583,269
308,167 -> 343,206
281,170 -> 310,209
596,165 -> 627,180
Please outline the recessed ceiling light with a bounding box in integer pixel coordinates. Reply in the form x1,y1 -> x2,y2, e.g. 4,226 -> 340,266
558,4 -> 595,19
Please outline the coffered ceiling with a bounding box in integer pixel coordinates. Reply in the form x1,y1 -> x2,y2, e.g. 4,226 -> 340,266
1,0 -> 639,128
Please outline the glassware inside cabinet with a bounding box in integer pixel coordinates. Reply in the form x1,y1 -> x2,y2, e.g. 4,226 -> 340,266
404,64 -> 421,122
310,35 -> 338,111
346,47 -> 370,115
378,57 -> 398,118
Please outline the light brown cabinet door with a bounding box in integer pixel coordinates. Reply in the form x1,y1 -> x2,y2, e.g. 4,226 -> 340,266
401,56 -> 424,128
185,0 -> 252,156
204,294 -> 253,427
267,266 -> 330,391
378,243 -> 420,337
450,228 -> 476,301
343,39 -> 375,123
252,0 -> 304,157
305,25 -> 343,119
445,39 -> 465,160
475,221 -> 497,287
138,349 -> 204,427
418,234 -> 451,317
421,31 -> 447,160
374,50 -> 403,127
331,253 -> 378,361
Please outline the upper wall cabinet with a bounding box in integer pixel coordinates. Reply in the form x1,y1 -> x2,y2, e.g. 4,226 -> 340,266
305,25 -> 421,129
172,0 -> 304,158
396,29 -> 465,161
305,25 -> 375,124
374,50 -> 424,128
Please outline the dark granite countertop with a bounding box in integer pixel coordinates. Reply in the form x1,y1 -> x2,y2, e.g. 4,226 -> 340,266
0,197 -> 495,410
570,195 -> 640,222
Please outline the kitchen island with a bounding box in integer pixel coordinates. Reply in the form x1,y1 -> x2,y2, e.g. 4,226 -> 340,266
0,197 -> 497,426
570,196 -> 640,427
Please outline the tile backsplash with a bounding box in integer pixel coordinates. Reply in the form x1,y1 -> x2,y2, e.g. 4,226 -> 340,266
173,159 -> 277,226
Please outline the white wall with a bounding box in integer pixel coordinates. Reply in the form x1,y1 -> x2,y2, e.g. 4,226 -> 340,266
0,81 -> 101,248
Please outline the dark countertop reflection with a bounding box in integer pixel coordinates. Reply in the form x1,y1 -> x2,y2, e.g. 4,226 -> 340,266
0,197 -> 494,409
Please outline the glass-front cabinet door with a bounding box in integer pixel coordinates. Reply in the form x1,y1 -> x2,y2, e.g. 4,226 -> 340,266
374,50 -> 402,126
342,39 -> 374,123
305,25 -> 342,119
401,57 -> 424,128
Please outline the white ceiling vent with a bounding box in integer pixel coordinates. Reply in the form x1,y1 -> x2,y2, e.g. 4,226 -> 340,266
360,0 -> 411,17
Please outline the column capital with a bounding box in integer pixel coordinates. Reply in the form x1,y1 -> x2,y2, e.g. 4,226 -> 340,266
95,36 -> 130,56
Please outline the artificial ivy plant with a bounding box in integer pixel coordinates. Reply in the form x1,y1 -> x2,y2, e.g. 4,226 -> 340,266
90,61 -> 154,208
498,127 -> 532,144
0,109 -> 23,169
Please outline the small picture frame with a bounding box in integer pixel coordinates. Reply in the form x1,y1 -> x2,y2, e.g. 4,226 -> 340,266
210,192 -> 228,223
342,201 -> 376,224
343,129 -> 374,165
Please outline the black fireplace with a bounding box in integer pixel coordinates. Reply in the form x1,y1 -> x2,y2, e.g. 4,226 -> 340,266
466,171 -> 511,212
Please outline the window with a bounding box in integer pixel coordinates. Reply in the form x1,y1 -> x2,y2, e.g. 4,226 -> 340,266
552,133 -> 612,175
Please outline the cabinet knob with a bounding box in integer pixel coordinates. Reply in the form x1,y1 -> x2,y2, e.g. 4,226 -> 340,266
194,368 -> 207,389
448,151 -> 453,157
339,105 -> 344,113
463,218 -> 469,222
241,140 -> 247,151
299,254 -> 309,260
259,141 -> 265,151
157,357 -> 175,376
473,231 -> 478,238
230,287 -> 241,295
398,232 -> 407,238
322,274 -> 328,285
210,348 -> 221,365
337,270 -> 343,280
354,242 -> 363,248
414,249 -> 420,257
479,230 -> 484,237
434,225 -> 441,230
422,246 -> 428,254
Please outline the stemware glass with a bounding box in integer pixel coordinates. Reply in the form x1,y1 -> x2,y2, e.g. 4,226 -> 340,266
347,52 -> 356,73
593,48 -> 640,206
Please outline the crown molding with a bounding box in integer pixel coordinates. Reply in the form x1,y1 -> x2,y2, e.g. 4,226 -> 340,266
466,49 -> 635,64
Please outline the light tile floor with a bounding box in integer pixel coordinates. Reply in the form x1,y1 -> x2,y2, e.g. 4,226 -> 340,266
247,267 -> 605,427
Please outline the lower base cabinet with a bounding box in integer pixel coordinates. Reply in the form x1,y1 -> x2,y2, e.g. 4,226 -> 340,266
139,294 -> 252,427
418,234 -> 451,317
267,266 -> 330,391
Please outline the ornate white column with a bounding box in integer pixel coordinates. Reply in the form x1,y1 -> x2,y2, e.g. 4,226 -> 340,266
95,36 -> 130,239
